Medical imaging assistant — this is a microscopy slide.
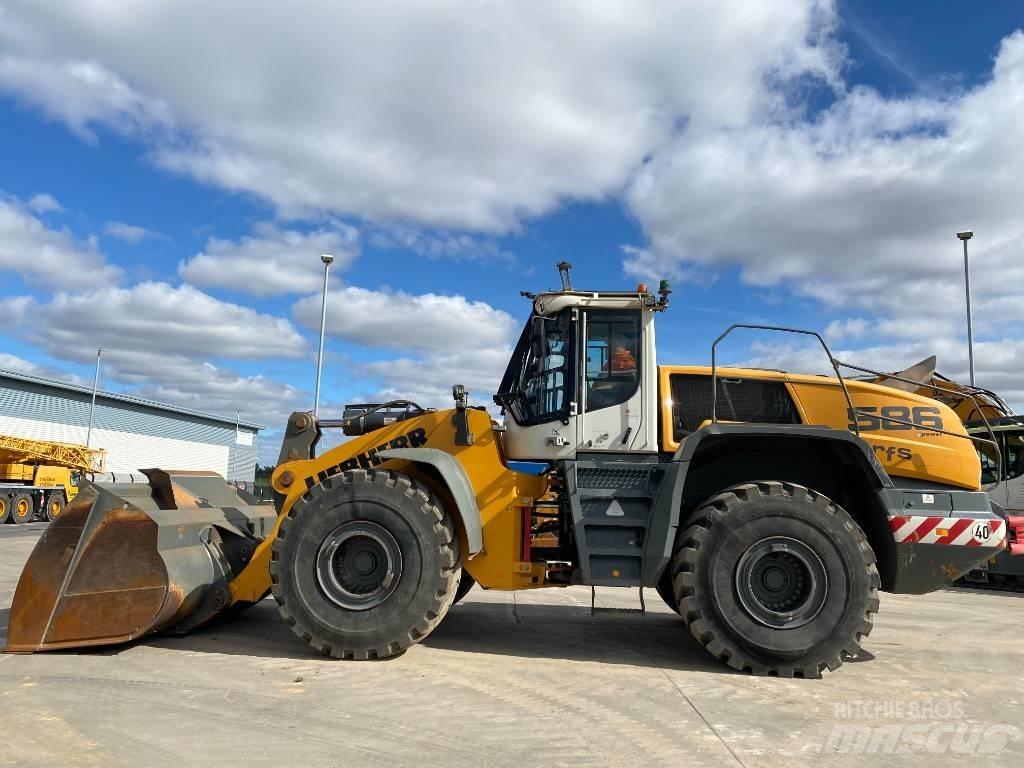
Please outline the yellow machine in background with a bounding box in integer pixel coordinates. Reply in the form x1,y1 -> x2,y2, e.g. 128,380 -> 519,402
871,354 -> 1013,423
5,265 -> 1007,677
0,433 -> 106,524
868,356 -> 1024,587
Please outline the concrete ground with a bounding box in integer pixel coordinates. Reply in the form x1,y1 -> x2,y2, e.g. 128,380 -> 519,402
0,524 -> 1020,768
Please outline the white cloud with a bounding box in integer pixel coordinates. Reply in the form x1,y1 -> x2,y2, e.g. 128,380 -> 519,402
0,351 -> 87,385
0,352 -> 49,376
11,282 -> 314,441
0,295 -> 34,331
0,57 -> 172,143
179,222 -> 359,297
0,0 -> 840,231
292,283 -> 521,413
626,32 -> 1024,337
0,197 -> 122,287
128,359 -> 306,429
368,227 -> 516,267
33,282 -> 307,365
292,285 -> 518,353
622,30 -> 1024,414
825,317 -> 870,341
26,193 -> 61,213
104,221 -> 154,244
353,347 -> 514,411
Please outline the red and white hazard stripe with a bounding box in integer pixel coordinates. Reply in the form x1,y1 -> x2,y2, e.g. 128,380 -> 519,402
889,515 -> 1006,547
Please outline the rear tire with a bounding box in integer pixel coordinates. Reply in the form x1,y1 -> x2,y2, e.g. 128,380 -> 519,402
10,493 -> 35,524
270,469 -> 461,660
0,496 -> 9,524
44,493 -> 65,523
672,481 -> 879,678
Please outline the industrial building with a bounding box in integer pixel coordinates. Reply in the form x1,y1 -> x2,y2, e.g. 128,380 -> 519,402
0,368 -> 261,482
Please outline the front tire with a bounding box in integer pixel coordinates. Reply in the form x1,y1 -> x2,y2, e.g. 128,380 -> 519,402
672,481 -> 879,678
270,469 -> 461,660
452,570 -> 476,605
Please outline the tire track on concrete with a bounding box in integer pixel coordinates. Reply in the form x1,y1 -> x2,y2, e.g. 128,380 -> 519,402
411,646 -> 718,765
0,670 -> 480,767
0,678 -> 115,768
605,608 -> 748,768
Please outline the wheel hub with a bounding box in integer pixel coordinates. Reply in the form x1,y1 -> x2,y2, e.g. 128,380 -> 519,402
735,536 -> 827,629
316,521 -> 402,611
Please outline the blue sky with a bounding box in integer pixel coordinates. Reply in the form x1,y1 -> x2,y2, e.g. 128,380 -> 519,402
1,1 -> 1022,463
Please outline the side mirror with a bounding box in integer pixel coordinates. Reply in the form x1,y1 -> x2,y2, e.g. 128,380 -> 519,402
530,316 -> 546,360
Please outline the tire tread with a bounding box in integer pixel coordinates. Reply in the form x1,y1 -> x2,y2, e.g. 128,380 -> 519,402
672,480 -> 880,678
270,468 -> 460,660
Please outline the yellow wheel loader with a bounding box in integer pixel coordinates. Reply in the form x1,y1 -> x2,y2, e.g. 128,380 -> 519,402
3,266 -> 1008,677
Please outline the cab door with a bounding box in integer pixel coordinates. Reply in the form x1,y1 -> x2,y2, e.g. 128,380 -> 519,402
576,309 -> 654,453
496,309 -> 578,461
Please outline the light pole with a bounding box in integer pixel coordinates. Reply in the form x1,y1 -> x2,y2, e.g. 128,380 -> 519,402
957,231 -> 975,387
231,409 -> 240,483
86,348 -> 103,448
313,253 -> 334,417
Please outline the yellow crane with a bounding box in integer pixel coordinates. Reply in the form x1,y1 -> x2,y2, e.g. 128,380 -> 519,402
0,433 -> 106,524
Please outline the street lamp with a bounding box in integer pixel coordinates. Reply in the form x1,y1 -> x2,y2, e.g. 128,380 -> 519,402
957,231 -> 975,387
313,253 -> 334,417
86,348 -> 103,448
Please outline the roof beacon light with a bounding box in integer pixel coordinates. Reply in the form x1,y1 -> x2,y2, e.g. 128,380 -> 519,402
657,279 -> 672,310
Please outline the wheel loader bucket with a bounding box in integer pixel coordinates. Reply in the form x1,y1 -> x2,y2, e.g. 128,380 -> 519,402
3,470 -> 276,653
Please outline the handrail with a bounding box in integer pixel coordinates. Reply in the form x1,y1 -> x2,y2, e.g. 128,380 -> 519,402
709,325 -> 1002,485
711,324 -> 859,435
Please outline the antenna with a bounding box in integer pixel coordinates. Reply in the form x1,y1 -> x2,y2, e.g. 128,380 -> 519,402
557,261 -> 574,291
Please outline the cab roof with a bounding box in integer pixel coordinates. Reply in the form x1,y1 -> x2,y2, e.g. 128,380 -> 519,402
533,290 -> 653,317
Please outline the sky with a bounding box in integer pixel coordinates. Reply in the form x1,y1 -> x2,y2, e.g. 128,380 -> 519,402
1,0 -> 1022,465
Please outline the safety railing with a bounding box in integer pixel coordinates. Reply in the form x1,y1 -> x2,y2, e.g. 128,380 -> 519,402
710,324 -> 1002,485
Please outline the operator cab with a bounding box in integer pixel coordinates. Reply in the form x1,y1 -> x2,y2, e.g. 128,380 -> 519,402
494,266 -> 670,461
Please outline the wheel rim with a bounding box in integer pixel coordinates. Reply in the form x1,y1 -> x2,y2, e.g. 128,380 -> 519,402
316,521 -> 402,611
49,500 -> 61,517
735,536 -> 828,629
16,499 -> 30,519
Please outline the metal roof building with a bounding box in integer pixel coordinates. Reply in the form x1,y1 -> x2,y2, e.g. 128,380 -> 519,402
0,369 -> 262,482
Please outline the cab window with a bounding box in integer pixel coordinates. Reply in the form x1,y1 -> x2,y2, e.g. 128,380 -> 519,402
495,311 -> 573,425
977,432 -> 1024,483
585,312 -> 640,413
978,438 -> 1000,485
1005,433 -> 1024,480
